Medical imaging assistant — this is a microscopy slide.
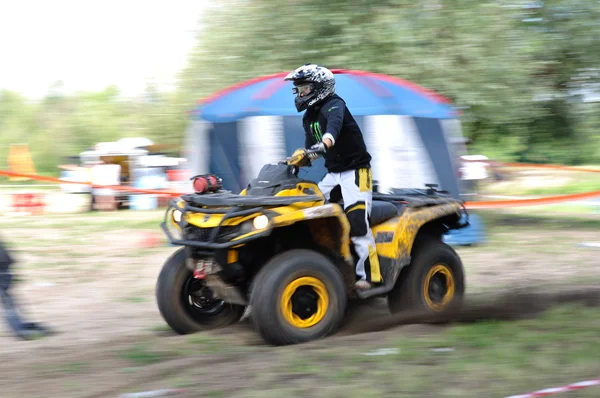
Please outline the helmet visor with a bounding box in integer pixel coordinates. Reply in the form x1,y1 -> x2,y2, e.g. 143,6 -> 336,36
292,83 -> 313,97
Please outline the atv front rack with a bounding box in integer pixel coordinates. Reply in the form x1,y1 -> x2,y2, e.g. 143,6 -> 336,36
161,198 -> 271,251
162,192 -> 324,251
179,192 -> 322,207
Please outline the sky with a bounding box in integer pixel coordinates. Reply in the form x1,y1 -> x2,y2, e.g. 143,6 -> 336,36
0,0 -> 209,99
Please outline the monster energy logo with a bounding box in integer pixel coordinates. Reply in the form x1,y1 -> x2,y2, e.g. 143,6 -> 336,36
310,122 -> 323,141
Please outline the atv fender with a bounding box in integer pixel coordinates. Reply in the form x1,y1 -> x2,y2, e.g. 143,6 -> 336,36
355,202 -> 463,300
270,203 -> 353,265
373,202 -> 463,261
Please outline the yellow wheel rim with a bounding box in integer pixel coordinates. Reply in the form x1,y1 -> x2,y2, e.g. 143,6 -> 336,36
280,276 -> 329,328
423,264 -> 455,312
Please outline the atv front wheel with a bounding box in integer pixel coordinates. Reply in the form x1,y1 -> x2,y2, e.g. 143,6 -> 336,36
388,239 -> 465,316
156,248 -> 245,334
250,249 -> 347,346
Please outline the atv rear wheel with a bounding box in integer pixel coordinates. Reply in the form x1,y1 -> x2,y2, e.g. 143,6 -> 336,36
250,249 -> 347,346
156,248 -> 245,334
388,238 -> 465,316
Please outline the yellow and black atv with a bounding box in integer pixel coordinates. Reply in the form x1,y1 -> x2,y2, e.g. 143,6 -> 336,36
156,148 -> 468,346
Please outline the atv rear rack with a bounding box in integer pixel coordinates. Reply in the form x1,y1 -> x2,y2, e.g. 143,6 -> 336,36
372,190 -> 470,230
372,193 -> 462,207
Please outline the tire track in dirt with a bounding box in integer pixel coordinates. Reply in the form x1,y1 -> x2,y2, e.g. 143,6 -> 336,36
2,286 -> 599,398
339,285 -> 600,335
84,286 -> 600,397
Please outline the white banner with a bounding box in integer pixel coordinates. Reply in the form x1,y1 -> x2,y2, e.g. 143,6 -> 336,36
239,116 -> 287,183
365,115 -> 439,193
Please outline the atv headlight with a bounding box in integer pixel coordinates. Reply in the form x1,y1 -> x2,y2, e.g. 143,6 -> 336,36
166,207 -> 183,240
239,214 -> 270,235
253,215 -> 269,230
172,209 -> 182,223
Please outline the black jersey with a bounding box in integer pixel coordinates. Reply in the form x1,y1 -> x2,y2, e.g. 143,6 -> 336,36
302,94 -> 372,173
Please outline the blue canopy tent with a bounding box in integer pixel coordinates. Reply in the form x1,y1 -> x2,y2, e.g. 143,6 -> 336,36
182,69 -> 484,245
184,69 -> 468,198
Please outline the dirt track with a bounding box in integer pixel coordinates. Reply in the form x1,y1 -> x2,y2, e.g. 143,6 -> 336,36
2,288 -> 600,398
1,209 -> 599,397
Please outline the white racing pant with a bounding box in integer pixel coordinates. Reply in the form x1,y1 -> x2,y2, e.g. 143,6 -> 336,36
318,168 -> 382,283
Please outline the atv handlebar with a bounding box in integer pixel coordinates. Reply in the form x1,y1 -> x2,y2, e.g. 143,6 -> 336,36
276,160 -> 300,176
280,148 -> 322,166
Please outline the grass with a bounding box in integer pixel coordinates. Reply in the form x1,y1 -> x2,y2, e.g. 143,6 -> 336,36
500,178 -> 600,196
527,203 -> 600,214
482,167 -> 600,196
119,343 -> 169,366
120,296 -> 148,303
61,361 -> 88,374
260,304 -> 600,397
150,324 -> 173,333
100,302 -> 597,397
1,181 -> 599,397
476,209 -> 600,231
288,355 -> 323,374
0,181 -> 61,190
184,332 -> 239,354
0,209 -> 171,276
0,209 -> 164,230
186,333 -> 219,347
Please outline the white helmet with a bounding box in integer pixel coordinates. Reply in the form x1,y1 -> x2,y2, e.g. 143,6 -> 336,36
284,64 -> 336,112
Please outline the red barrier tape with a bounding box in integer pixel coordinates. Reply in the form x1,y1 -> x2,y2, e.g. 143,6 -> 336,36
0,170 -> 183,197
461,158 -> 600,173
460,160 -> 600,208
496,162 -> 600,173
1,169 -> 600,209
464,190 -> 600,209
504,378 -> 600,398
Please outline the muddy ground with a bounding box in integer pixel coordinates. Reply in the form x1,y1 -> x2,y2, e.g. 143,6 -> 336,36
0,208 -> 599,397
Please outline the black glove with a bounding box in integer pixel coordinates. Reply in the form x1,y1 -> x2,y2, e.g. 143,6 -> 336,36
308,142 -> 327,160
288,148 -> 311,167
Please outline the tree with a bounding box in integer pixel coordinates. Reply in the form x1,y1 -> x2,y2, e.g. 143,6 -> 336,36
178,0 -> 600,164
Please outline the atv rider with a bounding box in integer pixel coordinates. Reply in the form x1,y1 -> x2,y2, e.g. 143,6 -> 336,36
284,64 -> 381,290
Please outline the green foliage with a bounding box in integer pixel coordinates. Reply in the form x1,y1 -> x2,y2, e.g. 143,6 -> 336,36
1,0 -> 600,175
119,343 -> 167,366
180,0 -> 600,165
0,85 -> 189,176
